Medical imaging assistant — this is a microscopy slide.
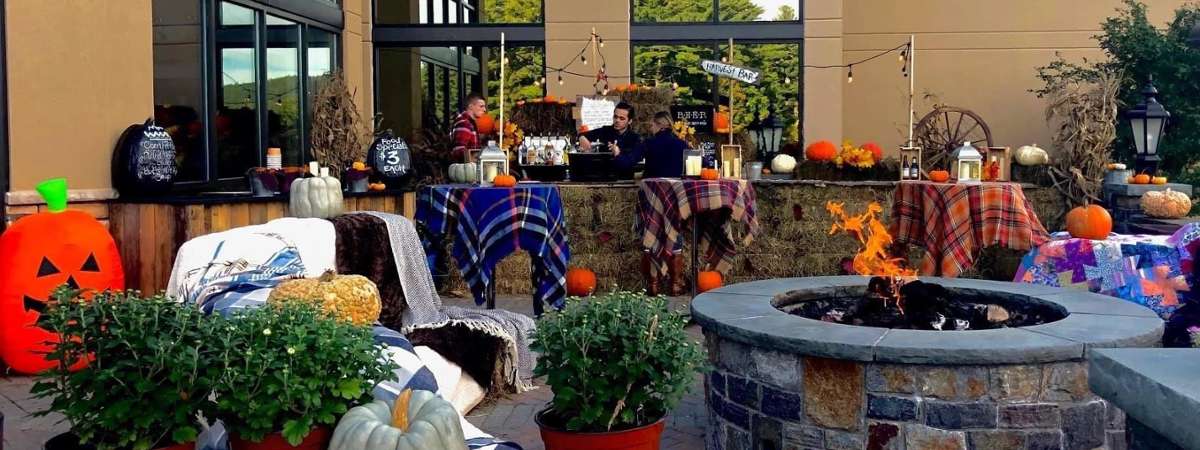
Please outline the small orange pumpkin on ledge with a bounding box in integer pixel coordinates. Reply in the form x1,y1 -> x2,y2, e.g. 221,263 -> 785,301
492,174 -> 517,187
699,168 -> 719,180
697,271 -> 723,293
928,170 -> 949,183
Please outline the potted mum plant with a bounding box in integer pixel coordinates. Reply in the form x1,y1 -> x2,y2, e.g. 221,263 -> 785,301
33,289 -> 217,450
531,291 -> 706,450
209,302 -> 395,450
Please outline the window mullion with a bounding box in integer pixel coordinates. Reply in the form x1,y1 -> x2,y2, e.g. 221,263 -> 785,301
299,24 -> 310,163
256,9 -> 268,168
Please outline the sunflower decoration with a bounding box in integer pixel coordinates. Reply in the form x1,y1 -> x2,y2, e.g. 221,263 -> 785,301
500,121 -> 524,152
836,139 -> 876,169
672,120 -> 699,147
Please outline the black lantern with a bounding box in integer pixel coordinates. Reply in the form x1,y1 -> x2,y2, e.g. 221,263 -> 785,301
760,113 -> 784,159
1125,76 -> 1169,175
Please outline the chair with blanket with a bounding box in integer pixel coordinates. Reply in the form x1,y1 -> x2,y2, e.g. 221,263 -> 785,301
166,217 -> 525,450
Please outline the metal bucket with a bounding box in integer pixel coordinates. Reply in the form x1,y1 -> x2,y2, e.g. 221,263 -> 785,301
1104,169 -> 1132,185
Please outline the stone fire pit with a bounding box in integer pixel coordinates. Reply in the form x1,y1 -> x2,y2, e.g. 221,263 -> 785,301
693,276 -> 1163,450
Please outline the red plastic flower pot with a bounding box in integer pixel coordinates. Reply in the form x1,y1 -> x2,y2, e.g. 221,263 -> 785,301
228,426 -> 330,450
536,409 -> 666,450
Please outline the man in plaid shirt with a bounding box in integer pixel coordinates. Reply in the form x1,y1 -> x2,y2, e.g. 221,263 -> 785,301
450,93 -> 487,162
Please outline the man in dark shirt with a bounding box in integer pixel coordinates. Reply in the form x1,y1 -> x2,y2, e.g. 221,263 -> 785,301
613,111 -> 687,179
578,102 -> 640,152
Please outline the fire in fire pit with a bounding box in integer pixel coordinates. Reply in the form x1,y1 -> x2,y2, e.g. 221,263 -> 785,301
815,202 -> 1063,330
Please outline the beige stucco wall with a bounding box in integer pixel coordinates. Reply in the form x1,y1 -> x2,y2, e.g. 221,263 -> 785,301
6,0 -> 155,192
833,0 -> 1189,157
345,0 -> 375,129
545,0 -> 630,99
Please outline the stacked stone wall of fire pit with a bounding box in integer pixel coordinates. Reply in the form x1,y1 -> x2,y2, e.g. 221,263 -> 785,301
705,334 -> 1127,450
693,277 -> 1164,450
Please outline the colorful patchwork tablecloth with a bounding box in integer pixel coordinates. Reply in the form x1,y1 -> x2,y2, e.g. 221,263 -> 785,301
891,181 -> 1051,277
417,184 -> 569,315
1014,229 -> 1196,319
637,178 -> 759,278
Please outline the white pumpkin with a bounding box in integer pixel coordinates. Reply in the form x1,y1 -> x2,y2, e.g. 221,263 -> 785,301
771,154 -> 797,174
290,167 -> 344,219
1015,144 -> 1050,166
448,163 -> 478,183
1141,188 -> 1192,219
330,389 -> 467,450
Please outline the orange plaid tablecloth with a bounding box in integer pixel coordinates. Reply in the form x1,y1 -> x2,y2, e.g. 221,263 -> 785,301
890,181 -> 1051,277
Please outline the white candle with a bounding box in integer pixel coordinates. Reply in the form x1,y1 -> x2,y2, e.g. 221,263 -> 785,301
308,161 -> 319,176
484,165 -> 498,183
319,167 -> 329,178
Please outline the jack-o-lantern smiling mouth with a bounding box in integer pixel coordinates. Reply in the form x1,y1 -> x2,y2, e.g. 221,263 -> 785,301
24,255 -> 93,315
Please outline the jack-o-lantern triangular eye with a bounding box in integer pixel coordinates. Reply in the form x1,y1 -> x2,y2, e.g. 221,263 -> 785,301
81,253 -> 100,272
36,257 -> 59,277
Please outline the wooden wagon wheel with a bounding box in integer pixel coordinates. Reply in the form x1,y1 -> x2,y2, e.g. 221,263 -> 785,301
913,106 -> 993,171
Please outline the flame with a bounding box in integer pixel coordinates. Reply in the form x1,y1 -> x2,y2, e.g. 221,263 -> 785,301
826,201 -> 917,310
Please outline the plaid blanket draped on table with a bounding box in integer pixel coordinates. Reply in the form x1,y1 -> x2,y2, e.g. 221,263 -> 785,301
637,178 -> 759,278
891,181 -> 1051,277
417,184 -> 570,315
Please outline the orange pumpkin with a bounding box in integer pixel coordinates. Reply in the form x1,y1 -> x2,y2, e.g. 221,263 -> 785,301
862,142 -> 884,162
565,268 -> 597,297
493,174 -> 517,188
805,140 -> 838,162
697,271 -> 723,293
1133,174 -> 1151,184
700,168 -> 719,180
628,83 -> 639,91
928,170 -> 950,183
578,125 -> 590,133
544,95 -> 557,103
475,113 -> 496,135
714,112 -> 731,134
1065,204 -> 1112,240
0,179 -> 124,374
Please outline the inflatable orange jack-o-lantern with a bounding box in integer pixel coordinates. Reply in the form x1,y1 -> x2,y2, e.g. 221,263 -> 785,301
0,178 -> 124,374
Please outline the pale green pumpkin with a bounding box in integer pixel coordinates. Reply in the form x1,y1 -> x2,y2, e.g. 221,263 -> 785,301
290,167 -> 344,219
330,389 -> 467,450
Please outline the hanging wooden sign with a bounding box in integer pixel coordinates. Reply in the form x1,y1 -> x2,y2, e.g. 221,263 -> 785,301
700,60 -> 761,85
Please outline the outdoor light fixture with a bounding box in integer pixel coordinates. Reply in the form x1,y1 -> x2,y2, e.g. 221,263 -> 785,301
1125,76 -> 1170,175
761,113 -> 783,158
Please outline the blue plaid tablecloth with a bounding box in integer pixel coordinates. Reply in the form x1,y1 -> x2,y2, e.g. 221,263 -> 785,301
416,184 -> 570,315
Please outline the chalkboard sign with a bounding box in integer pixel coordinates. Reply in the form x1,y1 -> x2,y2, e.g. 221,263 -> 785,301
111,118 -> 177,195
672,106 -> 713,133
367,131 -> 411,180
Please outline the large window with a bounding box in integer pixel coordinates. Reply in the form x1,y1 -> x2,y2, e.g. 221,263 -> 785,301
375,0 -> 543,25
634,0 -> 800,23
153,0 -> 340,190
376,45 -> 543,136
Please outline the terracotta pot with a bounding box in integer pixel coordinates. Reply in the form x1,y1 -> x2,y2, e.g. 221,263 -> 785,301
536,409 -> 665,450
44,432 -> 194,450
228,426 -> 330,450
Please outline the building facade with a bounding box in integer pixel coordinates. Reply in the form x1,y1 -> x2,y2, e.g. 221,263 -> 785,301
0,0 -> 1190,225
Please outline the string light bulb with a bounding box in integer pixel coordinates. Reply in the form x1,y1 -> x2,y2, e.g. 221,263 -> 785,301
672,81 -> 679,90
581,55 -> 588,65
847,65 -> 854,84
784,76 -> 791,85
534,79 -> 541,87
899,49 -> 906,62
504,57 -> 510,65
599,37 -> 605,48
558,73 -> 564,85
721,56 -> 728,63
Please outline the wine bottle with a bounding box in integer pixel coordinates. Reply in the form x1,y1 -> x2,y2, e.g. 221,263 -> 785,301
901,157 -> 910,180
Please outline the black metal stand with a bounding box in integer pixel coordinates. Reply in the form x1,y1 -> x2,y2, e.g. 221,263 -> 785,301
691,214 -> 699,299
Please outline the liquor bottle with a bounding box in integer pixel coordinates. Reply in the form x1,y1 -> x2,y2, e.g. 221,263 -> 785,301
901,157 -> 910,180
910,157 -> 920,179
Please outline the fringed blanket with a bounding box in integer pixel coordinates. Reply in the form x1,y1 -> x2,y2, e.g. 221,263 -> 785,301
331,213 -> 536,396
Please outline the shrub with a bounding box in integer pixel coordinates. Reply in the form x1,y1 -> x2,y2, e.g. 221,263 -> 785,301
531,291 -> 706,432
208,302 -> 395,445
33,289 -> 217,450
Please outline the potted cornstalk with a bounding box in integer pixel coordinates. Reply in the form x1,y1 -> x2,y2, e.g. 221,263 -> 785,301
34,289 -> 216,450
209,302 -> 395,450
531,291 -> 706,450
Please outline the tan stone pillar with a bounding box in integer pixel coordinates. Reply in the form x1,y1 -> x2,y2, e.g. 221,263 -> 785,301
803,0 -> 843,147
544,0 -> 631,100
343,0 -> 374,130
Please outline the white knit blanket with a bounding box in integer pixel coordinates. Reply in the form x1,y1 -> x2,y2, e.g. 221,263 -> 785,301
359,211 -> 536,393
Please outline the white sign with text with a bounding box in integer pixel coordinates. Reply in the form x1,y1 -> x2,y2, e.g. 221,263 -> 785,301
700,60 -> 761,85
578,96 -> 618,131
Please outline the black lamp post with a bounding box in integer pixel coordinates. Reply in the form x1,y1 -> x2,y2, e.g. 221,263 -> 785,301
1125,76 -> 1170,175
761,112 -> 783,160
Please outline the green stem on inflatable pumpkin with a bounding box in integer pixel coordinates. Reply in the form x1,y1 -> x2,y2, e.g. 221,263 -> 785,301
35,178 -> 69,213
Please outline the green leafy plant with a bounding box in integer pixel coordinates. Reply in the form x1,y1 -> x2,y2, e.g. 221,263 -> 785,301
531,291 -> 706,432
1035,1 -> 1200,183
32,288 -> 217,450
208,302 -> 396,445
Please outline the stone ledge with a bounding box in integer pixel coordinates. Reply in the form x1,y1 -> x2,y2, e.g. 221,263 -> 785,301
1089,349 -> 1200,450
693,276 -> 1162,365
